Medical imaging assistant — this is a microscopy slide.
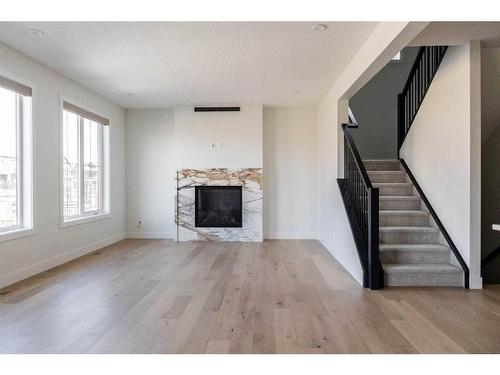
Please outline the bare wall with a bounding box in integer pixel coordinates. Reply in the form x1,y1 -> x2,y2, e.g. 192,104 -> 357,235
263,107 -> 318,239
125,109 -> 175,238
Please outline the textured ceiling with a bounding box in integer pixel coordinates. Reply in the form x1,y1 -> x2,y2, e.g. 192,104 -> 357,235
0,22 -> 378,108
410,22 -> 500,46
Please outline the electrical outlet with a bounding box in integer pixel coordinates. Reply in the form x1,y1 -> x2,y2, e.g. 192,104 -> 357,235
138,219 -> 142,228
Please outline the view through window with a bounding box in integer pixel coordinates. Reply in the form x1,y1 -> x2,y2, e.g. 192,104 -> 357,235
63,104 -> 107,221
0,76 -> 32,233
0,87 -> 19,228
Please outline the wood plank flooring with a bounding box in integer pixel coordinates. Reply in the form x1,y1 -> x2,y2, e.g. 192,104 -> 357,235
0,239 -> 499,353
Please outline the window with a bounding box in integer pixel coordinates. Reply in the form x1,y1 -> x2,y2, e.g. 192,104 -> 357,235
392,51 -> 402,62
0,75 -> 32,235
62,101 -> 109,224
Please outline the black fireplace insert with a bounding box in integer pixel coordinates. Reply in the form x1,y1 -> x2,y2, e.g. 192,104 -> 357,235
195,186 -> 242,228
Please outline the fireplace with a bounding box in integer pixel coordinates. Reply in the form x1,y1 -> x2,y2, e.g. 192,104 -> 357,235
176,168 -> 262,241
195,186 -> 242,228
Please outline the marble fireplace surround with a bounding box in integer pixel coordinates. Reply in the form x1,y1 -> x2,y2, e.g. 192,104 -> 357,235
176,168 -> 263,241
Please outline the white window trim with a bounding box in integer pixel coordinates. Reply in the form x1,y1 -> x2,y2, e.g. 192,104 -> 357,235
0,227 -> 37,243
0,70 -> 35,242
60,212 -> 112,228
59,96 -> 111,228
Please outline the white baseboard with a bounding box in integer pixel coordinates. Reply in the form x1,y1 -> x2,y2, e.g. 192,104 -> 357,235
264,232 -> 318,240
470,275 -> 483,289
126,232 -> 173,239
0,232 -> 127,290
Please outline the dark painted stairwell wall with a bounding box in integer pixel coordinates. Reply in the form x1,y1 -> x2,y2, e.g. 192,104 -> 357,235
349,47 -> 420,159
481,45 -> 500,284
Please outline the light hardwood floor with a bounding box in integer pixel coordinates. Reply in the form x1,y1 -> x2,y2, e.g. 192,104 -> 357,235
0,239 -> 499,353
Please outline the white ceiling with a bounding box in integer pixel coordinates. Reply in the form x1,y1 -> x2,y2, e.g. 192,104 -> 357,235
0,22 -> 378,108
410,22 -> 500,46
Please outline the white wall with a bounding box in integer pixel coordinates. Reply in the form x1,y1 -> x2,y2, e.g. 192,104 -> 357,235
263,107 -> 318,239
400,43 -> 482,288
125,109 -> 175,238
0,42 -> 126,289
173,106 -> 263,170
125,106 -> 263,238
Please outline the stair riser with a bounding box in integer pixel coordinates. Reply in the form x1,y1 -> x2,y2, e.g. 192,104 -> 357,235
384,272 -> 463,287
380,251 -> 450,264
364,161 -> 401,171
377,185 -> 413,196
368,173 -> 406,183
380,215 -> 429,226
380,199 -> 421,210
380,231 -> 440,244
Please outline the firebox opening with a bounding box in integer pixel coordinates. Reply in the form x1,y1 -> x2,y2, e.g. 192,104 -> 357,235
195,186 -> 243,228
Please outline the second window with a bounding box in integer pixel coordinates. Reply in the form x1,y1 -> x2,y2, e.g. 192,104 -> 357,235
62,102 -> 109,222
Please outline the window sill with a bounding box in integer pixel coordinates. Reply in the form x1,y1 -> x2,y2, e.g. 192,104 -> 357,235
61,213 -> 112,228
0,227 -> 37,243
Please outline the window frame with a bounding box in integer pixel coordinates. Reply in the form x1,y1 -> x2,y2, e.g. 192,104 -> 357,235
0,71 -> 35,243
60,97 -> 111,228
390,50 -> 405,64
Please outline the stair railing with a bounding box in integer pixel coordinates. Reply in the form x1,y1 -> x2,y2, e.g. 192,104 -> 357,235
397,46 -> 448,150
340,123 -> 382,290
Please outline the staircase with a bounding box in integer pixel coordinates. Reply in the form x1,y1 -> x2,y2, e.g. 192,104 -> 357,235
364,159 -> 463,287
339,46 -> 468,288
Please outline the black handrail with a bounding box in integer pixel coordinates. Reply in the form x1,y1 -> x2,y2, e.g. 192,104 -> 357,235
340,123 -> 382,290
482,246 -> 500,267
398,46 -> 448,150
399,159 -> 470,288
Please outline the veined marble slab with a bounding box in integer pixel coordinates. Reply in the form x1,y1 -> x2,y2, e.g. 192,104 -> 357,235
176,168 -> 263,241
